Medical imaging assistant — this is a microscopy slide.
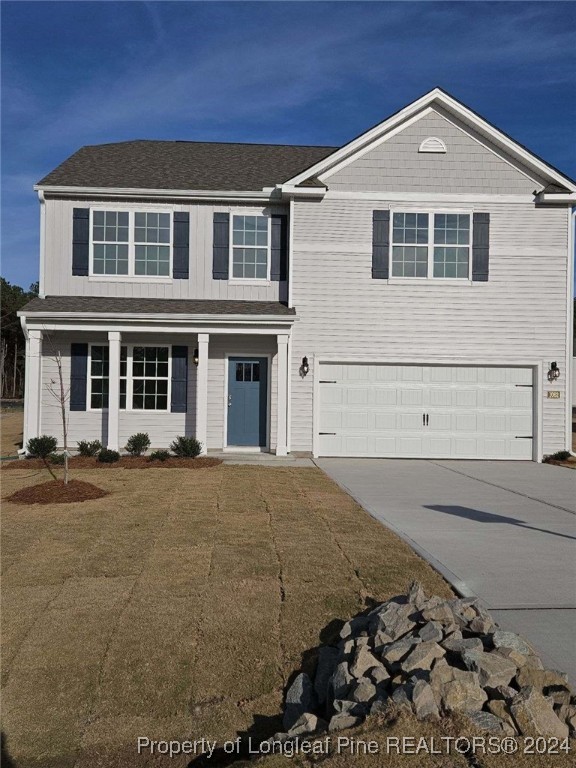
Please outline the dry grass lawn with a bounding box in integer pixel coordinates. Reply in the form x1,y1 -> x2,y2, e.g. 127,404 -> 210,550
1,409 -> 23,456
2,461 -> 573,768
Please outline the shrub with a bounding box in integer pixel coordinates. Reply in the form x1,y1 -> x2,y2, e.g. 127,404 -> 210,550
27,435 -> 58,458
98,449 -> 121,463
550,450 -> 571,461
77,439 -> 102,457
169,436 -> 202,458
149,449 -> 171,462
125,432 -> 151,457
49,453 -> 66,465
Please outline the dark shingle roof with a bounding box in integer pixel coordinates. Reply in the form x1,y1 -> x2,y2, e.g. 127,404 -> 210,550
37,140 -> 337,191
20,296 -> 296,316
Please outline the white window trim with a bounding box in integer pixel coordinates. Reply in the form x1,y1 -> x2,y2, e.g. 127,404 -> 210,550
89,206 -> 174,279
87,343 -> 172,413
228,210 -> 271,283
389,208 -> 473,282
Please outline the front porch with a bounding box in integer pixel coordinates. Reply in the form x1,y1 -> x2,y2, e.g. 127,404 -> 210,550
21,298 -> 296,456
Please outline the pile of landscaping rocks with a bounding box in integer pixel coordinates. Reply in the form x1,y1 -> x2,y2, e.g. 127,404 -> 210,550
277,582 -> 575,743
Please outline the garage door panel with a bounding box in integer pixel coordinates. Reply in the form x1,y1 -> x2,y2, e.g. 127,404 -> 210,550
318,363 -> 533,459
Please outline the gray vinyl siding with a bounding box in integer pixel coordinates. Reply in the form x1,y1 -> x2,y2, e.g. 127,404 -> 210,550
40,333 -> 197,449
207,335 -> 278,450
43,199 -> 287,301
326,107 -> 545,194
289,198 -> 570,456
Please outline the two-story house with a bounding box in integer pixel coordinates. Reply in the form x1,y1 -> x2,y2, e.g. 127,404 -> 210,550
20,88 -> 575,461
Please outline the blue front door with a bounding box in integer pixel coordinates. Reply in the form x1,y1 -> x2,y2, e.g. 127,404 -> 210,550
227,357 -> 268,447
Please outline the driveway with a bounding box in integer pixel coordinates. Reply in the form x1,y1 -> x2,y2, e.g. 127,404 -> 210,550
316,458 -> 576,683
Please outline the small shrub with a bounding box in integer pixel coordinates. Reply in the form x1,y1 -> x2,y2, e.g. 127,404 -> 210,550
27,435 -> 58,458
125,432 -> 151,457
49,453 -> 66,465
77,439 -> 102,457
169,436 -> 202,458
149,449 -> 171,462
98,449 -> 120,463
549,450 -> 571,461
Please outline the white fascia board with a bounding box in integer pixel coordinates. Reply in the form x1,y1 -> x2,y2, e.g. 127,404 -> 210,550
24,322 -> 293,336
284,88 -> 576,193
276,184 -> 327,199
33,185 -> 276,202
536,193 -> 576,204
19,310 -> 297,325
323,190 -> 537,204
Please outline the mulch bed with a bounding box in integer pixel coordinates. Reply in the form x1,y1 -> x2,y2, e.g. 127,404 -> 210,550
544,458 -> 576,470
3,456 -> 222,470
6,479 -> 109,505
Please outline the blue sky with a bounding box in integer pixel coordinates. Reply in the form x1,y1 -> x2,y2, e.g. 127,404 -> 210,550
2,1 -> 575,289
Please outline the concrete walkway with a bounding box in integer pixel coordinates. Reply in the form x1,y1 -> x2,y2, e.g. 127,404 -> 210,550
316,458 -> 576,682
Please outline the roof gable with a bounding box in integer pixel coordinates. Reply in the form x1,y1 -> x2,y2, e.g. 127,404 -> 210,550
283,88 -> 576,193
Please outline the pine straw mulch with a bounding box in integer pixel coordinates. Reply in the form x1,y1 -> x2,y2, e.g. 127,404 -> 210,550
2,456 -> 223,470
6,479 -> 109,505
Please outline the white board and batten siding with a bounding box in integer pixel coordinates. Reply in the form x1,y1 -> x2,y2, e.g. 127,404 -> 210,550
289,197 -> 570,458
42,198 -> 288,302
318,363 -> 534,459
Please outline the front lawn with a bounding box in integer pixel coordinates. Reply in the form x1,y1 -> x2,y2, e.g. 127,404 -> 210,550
1,463 -> 452,767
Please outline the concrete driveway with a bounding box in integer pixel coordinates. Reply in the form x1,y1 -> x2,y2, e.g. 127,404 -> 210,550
316,459 -> 576,682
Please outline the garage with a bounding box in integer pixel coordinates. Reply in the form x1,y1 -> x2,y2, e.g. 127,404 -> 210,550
317,363 -> 534,459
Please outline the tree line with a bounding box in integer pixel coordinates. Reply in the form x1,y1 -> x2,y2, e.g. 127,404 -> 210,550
1,278 -> 38,400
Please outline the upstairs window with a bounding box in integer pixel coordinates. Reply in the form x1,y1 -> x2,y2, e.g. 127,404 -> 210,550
90,210 -> 172,277
391,212 -> 471,279
231,214 -> 270,279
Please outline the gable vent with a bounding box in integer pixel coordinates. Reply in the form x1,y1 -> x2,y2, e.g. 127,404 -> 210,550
419,136 -> 447,154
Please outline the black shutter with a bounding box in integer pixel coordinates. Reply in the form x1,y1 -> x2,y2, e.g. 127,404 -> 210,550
372,210 -> 390,279
70,343 -> 88,411
172,212 -> 190,279
213,212 -> 229,279
72,208 -> 90,276
472,213 -> 490,282
170,346 -> 188,413
270,214 -> 288,281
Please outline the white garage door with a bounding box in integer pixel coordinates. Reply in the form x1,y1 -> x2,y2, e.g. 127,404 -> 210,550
318,364 -> 534,459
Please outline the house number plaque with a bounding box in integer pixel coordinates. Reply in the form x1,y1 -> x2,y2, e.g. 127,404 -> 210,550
547,391 -> 561,399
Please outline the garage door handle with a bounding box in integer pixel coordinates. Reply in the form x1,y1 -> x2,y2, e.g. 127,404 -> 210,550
423,413 -> 426,426
426,414 -> 429,426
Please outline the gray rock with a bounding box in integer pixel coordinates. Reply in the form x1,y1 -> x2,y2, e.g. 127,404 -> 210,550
492,630 -> 531,655
328,713 -> 361,732
369,665 -> 390,687
515,667 -> 569,692
339,614 -> 370,640
370,696 -> 390,716
485,684 -> 518,701
412,679 -> 439,720
381,636 -> 420,664
510,686 -> 569,739
442,637 -> 483,655
391,685 -> 413,711
287,713 -> 319,737
333,699 -> 367,716
407,580 -> 428,609
463,650 -> 516,688
373,602 -> 417,643
418,621 -> 444,643
330,661 -> 353,700
401,641 -> 445,673
467,710 -> 514,735
421,601 -> 457,627
469,616 -> 495,634
350,645 -> 384,679
314,647 -> 339,705
441,678 -> 488,713
487,700 -> 518,734
350,677 -> 377,704
284,673 -> 317,731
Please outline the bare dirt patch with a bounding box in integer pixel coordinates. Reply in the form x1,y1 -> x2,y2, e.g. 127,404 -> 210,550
3,455 -> 222,470
6,478 -> 109,505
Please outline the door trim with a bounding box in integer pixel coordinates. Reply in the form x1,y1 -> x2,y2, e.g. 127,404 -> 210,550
224,352 -> 272,451
312,357 -> 542,461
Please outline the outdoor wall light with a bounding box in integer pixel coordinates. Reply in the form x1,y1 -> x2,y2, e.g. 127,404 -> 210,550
547,361 -> 560,381
300,356 -> 310,377
193,348 -> 199,366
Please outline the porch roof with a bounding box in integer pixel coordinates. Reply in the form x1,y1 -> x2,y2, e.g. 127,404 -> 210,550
20,296 -> 296,318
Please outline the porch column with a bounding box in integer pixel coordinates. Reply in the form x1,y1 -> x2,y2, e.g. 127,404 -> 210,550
23,329 -> 42,449
195,333 -> 209,455
276,333 -> 289,456
107,331 -> 121,451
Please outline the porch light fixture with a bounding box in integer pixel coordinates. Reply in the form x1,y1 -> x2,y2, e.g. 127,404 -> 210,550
193,348 -> 199,366
300,356 -> 309,377
547,361 -> 560,381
